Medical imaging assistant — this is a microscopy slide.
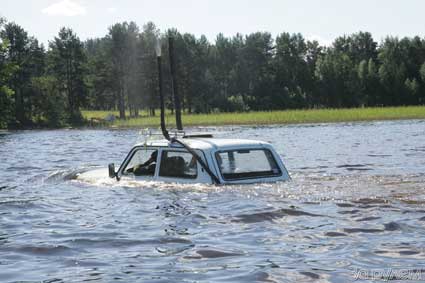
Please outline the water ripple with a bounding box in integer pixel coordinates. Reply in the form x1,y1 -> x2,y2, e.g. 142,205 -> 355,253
1,122 -> 425,282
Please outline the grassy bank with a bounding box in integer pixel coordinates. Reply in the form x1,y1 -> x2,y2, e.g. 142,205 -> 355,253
82,106 -> 425,128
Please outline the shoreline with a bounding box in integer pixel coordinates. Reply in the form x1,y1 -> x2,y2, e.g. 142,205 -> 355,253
85,106 -> 425,129
2,106 -> 425,130
92,117 -> 424,130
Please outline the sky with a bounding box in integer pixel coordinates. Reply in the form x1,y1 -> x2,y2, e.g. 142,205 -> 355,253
1,0 -> 425,47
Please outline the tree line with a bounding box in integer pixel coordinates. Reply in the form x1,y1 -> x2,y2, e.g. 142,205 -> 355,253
1,17 -> 425,128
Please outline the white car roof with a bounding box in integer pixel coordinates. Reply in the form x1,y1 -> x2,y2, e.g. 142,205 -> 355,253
134,138 -> 270,151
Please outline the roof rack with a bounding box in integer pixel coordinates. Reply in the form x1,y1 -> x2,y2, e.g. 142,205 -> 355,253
183,133 -> 213,138
137,129 -> 213,143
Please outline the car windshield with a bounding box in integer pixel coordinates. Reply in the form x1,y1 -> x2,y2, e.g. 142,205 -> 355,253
216,149 -> 281,180
123,148 -> 158,176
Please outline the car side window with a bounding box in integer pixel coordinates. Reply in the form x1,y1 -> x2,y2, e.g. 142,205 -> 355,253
159,151 -> 197,179
216,149 -> 281,180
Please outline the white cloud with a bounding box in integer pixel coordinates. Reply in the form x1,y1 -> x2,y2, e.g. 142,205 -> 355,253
42,0 -> 87,17
106,7 -> 117,14
307,35 -> 333,47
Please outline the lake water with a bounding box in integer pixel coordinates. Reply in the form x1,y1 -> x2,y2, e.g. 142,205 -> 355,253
1,120 -> 425,282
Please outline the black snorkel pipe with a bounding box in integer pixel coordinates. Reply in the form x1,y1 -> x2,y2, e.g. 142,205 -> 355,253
156,40 -> 170,141
168,35 -> 183,130
156,38 -> 220,184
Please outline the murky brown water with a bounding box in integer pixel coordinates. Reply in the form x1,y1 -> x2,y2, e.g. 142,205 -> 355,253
1,120 -> 425,282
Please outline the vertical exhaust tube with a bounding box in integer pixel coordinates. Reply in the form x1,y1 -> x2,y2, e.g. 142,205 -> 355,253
168,36 -> 183,130
156,40 -> 170,140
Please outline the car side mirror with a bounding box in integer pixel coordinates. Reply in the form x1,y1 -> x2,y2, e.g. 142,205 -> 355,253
108,163 -> 116,179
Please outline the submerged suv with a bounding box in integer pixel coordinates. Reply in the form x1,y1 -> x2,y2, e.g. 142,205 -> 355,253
78,137 -> 290,185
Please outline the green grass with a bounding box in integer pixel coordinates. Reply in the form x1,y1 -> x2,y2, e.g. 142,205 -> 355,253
82,106 -> 425,128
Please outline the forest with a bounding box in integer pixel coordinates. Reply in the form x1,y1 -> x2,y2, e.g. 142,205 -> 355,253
1,17 -> 425,128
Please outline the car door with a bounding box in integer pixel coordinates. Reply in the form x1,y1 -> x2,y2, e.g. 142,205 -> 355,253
156,149 -> 212,184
